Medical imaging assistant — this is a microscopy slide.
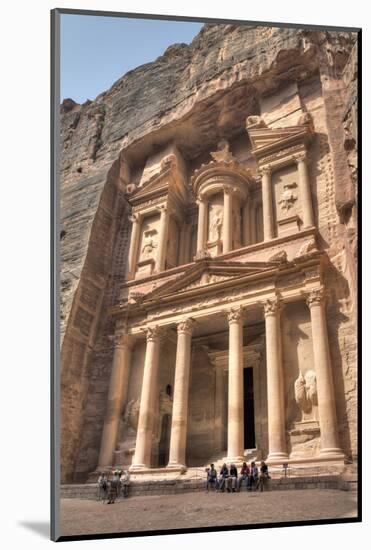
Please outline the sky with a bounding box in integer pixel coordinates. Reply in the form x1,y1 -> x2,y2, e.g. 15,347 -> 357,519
60,14 -> 203,104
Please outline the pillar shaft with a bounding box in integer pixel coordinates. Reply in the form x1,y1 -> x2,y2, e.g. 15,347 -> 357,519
250,200 -> 257,245
168,319 -> 194,468
155,206 -> 170,272
223,187 -> 233,253
98,333 -> 132,468
131,327 -> 163,469
264,298 -> 288,460
227,308 -> 244,461
242,200 -> 251,246
127,214 -> 141,279
307,288 -> 342,456
196,198 -> 208,253
261,167 -> 275,241
297,155 -> 315,227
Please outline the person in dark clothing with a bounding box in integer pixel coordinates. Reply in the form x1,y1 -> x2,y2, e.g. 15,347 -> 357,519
256,461 -> 270,492
218,463 -> 229,492
237,462 -> 250,491
248,461 -> 259,491
206,463 -> 218,492
226,464 -> 238,492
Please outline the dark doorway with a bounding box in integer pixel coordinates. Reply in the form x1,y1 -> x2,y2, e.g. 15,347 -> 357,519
158,414 -> 171,467
243,367 -> 256,449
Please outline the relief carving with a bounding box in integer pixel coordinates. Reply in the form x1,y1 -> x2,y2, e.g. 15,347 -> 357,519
296,237 -> 317,258
140,229 -> 158,261
278,182 -> 298,212
122,398 -> 140,431
210,140 -> 234,163
294,370 -> 318,420
209,205 -> 223,241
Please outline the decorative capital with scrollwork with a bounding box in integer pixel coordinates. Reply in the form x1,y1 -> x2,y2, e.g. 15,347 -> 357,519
293,153 -> 307,165
129,213 -> 140,224
263,297 -> 280,316
223,185 -> 233,195
143,325 -> 165,342
306,286 -> 325,308
259,165 -> 272,177
227,306 -> 244,324
177,318 -> 195,335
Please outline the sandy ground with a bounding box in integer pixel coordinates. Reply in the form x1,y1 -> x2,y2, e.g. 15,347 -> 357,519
59,489 -> 358,537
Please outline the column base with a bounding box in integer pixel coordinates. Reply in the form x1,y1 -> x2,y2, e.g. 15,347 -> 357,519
129,463 -> 148,472
267,451 -> 289,461
319,448 -> 344,459
166,462 -> 186,470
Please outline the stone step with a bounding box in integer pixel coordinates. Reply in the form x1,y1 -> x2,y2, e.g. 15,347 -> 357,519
61,474 -> 354,500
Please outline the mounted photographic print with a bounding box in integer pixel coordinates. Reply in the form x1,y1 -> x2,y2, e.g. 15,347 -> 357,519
51,8 -> 361,542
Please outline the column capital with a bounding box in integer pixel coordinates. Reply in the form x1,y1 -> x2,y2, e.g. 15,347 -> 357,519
259,165 -> 272,177
306,286 -> 325,308
129,213 -> 140,224
177,318 -> 195,335
196,195 -> 206,205
143,325 -> 165,342
263,297 -> 280,316
156,203 -> 168,214
293,152 -> 307,165
223,185 -> 234,195
227,306 -> 244,324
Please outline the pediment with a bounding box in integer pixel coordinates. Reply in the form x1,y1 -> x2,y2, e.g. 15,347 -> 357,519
141,258 -> 278,301
247,124 -> 312,157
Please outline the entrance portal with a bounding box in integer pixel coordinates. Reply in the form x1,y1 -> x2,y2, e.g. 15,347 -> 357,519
243,367 -> 256,449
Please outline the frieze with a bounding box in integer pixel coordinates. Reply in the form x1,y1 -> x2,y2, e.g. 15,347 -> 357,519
132,195 -> 167,213
259,144 -> 303,165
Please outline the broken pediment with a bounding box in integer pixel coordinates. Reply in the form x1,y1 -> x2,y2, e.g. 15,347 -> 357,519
247,123 -> 313,159
136,258 -> 279,302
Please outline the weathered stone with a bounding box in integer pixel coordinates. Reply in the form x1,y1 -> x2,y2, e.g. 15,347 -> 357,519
60,24 -> 358,486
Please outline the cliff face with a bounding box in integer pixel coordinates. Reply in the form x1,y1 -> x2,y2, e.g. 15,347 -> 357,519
59,23 -> 358,482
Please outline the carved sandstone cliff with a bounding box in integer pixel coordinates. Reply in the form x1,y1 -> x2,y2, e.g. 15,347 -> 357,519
60,24 -> 357,482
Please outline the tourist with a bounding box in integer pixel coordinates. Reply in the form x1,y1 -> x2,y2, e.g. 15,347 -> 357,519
97,472 -> 108,502
226,463 -> 238,492
107,470 -> 121,504
237,462 -> 250,491
205,463 -> 218,492
120,469 -> 130,498
248,461 -> 259,490
256,461 -> 270,492
218,463 -> 229,492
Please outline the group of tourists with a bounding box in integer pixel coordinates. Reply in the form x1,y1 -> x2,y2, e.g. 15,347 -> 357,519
205,461 -> 270,492
97,469 -> 130,504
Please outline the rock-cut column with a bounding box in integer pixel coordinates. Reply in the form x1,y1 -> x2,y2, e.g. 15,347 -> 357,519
167,318 -> 195,468
155,205 -> 170,273
264,298 -> 288,460
131,326 -> 163,470
98,332 -> 133,469
223,186 -> 233,253
227,307 -> 245,461
296,154 -> 314,228
260,166 -> 275,241
127,214 -> 141,280
196,197 -> 208,254
307,288 -> 343,457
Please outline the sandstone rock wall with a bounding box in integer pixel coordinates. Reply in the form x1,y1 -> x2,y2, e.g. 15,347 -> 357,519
60,23 -> 358,482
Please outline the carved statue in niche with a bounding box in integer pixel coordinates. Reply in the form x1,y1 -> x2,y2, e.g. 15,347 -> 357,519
278,182 -> 298,212
140,229 -> 158,261
294,370 -> 318,421
209,205 -> 223,242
